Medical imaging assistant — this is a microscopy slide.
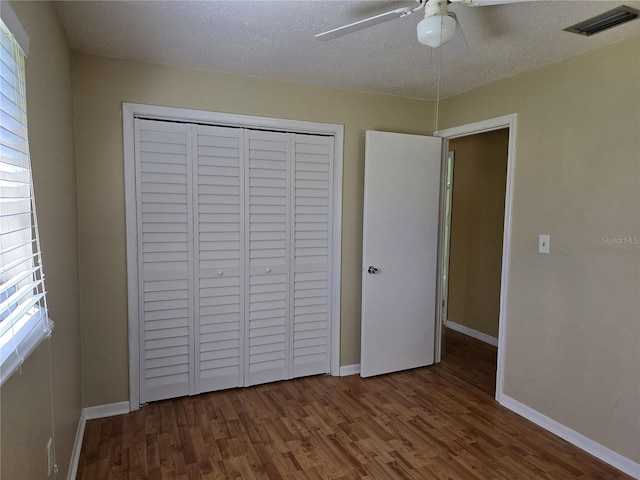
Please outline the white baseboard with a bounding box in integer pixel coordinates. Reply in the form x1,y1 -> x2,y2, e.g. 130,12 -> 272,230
340,364 -> 360,376
67,401 -> 131,479
500,394 -> 640,479
83,401 -> 130,420
66,410 -> 86,480
446,321 -> 498,347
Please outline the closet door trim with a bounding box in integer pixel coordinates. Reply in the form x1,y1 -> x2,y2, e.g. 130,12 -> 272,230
124,103 -> 343,411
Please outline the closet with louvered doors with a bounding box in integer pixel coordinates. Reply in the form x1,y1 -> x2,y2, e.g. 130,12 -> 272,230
133,118 -> 333,404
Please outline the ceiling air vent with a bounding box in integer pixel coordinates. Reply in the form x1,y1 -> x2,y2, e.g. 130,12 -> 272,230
564,5 -> 640,36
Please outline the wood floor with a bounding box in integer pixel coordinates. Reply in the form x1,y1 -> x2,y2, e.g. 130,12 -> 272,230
77,332 -> 631,479
439,328 -> 497,396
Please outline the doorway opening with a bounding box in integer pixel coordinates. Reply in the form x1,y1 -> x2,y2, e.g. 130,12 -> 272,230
435,114 -> 517,402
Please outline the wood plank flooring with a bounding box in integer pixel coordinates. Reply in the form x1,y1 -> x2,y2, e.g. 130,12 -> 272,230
77,332 -> 631,479
438,327 -> 497,396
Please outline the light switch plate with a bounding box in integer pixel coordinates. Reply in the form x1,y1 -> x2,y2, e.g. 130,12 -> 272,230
539,234 -> 550,254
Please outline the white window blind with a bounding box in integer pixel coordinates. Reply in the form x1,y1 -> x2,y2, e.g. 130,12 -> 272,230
0,17 -> 52,386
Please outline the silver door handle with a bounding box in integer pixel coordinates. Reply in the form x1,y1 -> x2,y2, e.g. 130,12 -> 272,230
367,266 -> 379,274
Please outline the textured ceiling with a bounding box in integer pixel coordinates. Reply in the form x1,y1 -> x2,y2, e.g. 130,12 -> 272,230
55,0 -> 640,100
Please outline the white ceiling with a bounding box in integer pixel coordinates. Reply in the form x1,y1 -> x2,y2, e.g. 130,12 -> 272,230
55,0 -> 640,100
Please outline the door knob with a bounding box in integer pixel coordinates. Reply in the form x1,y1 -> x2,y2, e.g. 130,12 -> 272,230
367,266 -> 379,274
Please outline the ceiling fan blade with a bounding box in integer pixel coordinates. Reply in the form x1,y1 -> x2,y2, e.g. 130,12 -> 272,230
315,7 -> 414,41
451,0 -> 538,5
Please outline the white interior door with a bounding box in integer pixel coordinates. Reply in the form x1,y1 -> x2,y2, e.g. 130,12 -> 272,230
245,130 -> 291,386
135,119 -> 194,403
194,124 -> 245,393
291,134 -> 333,378
361,131 -> 442,378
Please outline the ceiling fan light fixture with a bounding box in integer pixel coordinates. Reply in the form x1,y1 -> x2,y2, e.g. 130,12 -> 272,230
417,14 -> 456,48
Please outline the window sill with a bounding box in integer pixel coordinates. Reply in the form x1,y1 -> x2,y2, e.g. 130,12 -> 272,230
0,308 -> 54,387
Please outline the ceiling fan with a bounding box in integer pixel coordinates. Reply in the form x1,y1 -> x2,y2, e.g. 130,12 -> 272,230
315,0 -> 536,48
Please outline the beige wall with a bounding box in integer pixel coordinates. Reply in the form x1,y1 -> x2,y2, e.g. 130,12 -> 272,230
71,53 -> 436,407
447,129 -> 508,338
1,2 -> 81,479
441,36 -> 640,462
1,3 -> 636,474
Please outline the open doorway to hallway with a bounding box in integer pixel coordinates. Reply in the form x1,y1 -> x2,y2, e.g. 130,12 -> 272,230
439,128 -> 509,397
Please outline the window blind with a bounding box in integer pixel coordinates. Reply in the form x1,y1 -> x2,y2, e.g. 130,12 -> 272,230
0,18 -> 52,386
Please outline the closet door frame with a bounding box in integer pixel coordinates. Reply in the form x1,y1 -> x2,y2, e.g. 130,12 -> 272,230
123,103 -> 343,410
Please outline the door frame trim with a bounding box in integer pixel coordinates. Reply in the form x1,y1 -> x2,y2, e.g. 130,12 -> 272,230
122,103 -> 344,410
434,113 -> 517,403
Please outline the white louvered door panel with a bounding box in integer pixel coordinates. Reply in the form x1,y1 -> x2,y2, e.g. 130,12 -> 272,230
245,130 -> 291,386
194,125 -> 245,392
291,135 -> 333,377
135,119 -> 194,403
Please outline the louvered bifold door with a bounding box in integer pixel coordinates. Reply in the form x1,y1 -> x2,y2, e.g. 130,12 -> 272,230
135,119 -> 194,404
194,125 -> 245,392
291,134 -> 333,377
245,130 -> 291,386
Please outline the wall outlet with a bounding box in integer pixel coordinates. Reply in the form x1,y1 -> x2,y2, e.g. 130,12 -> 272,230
47,437 -> 53,476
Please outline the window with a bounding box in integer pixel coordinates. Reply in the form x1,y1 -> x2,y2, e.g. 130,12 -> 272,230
0,8 -> 53,386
